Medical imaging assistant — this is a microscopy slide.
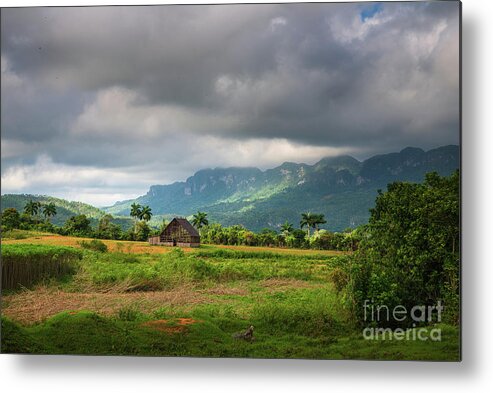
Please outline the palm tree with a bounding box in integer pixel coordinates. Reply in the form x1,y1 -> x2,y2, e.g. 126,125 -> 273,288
130,203 -> 142,219
191,211 -> 209,229
24,200 -> 41,218
139,205 -> 153,222
280,221 -> 294,237
42,203 -> 57,222
313,214 -> 327,233
130,203 -> 142,234
300,212 -> 317,238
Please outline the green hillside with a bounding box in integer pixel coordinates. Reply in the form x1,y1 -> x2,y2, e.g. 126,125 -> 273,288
0,194 -> 133,230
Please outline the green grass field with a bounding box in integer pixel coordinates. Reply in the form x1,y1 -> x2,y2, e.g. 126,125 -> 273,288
1,232 -> 460,360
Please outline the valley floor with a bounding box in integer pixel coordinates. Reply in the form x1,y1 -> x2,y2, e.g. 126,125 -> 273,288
1,231 -> 459,360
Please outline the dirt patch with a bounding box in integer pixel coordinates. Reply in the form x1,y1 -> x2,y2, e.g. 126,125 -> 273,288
141,320 -> 185,333
176,318 -> 199,325
3,282 -> 250,325
2,287 -> 211,325
141,318 -> 201,334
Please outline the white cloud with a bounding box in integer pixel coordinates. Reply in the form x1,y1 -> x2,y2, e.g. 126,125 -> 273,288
328,8 -> 393,45
1,137 -> 355,206
71,87 -> 240,139
270,16 -> 287,31
1,155 -> 153,205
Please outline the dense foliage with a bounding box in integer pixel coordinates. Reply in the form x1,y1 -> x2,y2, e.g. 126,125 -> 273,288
198,223 -> 358,251
344,170 -> 460,327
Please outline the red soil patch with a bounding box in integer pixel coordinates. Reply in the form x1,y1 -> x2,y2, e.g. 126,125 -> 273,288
176,318 -> 199,325
141,318 -> 201,334
141,320 -> 185,333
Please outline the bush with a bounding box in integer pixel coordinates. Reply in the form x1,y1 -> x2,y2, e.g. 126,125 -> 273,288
79,239 -> 108,253
1,208 -> 21,230
345,171 -> 460,328
328,267 -> 349,293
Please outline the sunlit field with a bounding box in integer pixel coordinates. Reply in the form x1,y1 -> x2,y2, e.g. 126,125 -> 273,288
2,230 -> 347,256
1,231 -> 459,360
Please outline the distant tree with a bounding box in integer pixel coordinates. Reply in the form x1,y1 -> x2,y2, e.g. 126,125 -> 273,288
130,203 -> 142,234
1,208 -> 21,231
97,214 -> 122,239
300,212 -> 317,238
258,228 -> 278,247
138,205 -> 153,222
24,200 -> 41,218
280,221 -> 294,237
300,212 -> 326,237
191,211 -> 209,229
313,214 -> 327,232
286,229 -> 309,249
64,214 -> 92,237
98,214 -> 113,231
135,221 -> 151,241
42,203 -> 57,222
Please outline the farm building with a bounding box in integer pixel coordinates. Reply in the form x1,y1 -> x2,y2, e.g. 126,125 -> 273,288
148,217 -> 200,247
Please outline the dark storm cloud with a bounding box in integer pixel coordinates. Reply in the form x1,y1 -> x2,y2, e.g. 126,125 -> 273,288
1,2 -> 460,205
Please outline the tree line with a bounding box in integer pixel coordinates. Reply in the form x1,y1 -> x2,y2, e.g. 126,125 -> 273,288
2,199 -> 357,250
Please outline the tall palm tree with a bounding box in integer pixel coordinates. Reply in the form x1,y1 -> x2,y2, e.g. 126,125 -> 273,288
24,200 -> 41,218
191,211 -> 209,229
130,203 -> 142,219
300,212 -> 317,238
313,214 -> 327,232
280,221 -> 294,237
139,205 -> 153,222
130,203 -> 142,234
42,203 -> 57,222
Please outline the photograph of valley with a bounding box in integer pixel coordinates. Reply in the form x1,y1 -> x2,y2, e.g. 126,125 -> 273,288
1,1 -> 460,360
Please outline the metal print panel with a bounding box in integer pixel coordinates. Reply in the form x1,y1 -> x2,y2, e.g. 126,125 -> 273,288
0,1 -> 461,360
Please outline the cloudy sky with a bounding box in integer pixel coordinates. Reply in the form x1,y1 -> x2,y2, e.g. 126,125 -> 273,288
1,1 -> 460,206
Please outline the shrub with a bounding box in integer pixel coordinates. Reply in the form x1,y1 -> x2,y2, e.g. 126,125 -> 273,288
1,208 -> 21,231
328,267 -> 349,293
79,239 -> 108,253
346,171 -> 460,328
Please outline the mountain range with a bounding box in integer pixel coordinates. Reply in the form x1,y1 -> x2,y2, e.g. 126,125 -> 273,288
102,145 -> 460,232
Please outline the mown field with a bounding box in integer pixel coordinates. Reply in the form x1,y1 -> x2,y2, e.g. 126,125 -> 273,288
1,231 -> 459,360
